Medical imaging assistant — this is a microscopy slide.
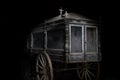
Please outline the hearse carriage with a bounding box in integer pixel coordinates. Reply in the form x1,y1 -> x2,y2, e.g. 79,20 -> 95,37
26,10 -> 101,80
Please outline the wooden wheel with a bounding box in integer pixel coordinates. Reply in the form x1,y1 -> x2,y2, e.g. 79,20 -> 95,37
36,52 -> 53,80
77,62 -> 100,80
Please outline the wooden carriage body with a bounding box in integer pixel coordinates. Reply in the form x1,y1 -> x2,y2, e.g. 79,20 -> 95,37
27,13 -> 101,63
26,12 -> 101,80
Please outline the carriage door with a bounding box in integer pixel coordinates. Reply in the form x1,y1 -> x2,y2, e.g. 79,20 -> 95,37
70,24 -> 84,61
70,25 -> 83,53
85,26 -> 98,61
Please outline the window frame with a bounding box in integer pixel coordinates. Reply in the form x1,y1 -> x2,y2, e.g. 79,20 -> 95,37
85,25 -> 98,54
47,27 -> 65,50
31,31 -> 45,49
69,24 -> 84,54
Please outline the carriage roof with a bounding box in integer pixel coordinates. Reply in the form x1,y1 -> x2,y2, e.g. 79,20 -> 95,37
45,12 -> 91,23
32,12 -> 95,32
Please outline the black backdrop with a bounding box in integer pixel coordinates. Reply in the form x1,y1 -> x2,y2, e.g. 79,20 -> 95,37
1,0 -> 119,80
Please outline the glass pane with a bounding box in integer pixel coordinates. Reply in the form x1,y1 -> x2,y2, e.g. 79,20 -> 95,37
71,26 -> 82,52
87,28 -> 97,52
47,29 -> 64,49
33,32 -> 44,48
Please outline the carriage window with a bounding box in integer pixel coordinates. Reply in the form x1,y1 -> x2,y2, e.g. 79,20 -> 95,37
33,32 -> 44,48
71,26 -> 82,52
87,28 -> 97,52
47,28 -> 64,49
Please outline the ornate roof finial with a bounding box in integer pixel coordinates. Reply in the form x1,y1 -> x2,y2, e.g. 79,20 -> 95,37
65,11 -> 68,17
59,8 -> 64,16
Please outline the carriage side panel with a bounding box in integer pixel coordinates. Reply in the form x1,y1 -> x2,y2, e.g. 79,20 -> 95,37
46,24 -> 66,63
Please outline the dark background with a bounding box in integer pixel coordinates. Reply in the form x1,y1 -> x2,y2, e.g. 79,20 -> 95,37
1,0 -> 119,80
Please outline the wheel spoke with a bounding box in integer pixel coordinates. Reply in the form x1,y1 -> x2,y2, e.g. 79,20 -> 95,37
84,71 -> 87,80
40,75 -> 45,80
44,76 -> 47,80
37,64 -> 43,69
86,70 -> 92,80
82,71 -> 85,79
37,74 -> 40,80
79,69 -> 84,75
40,54 -> 45,67
41,54 -> 45,66
87,69 -> 95,78
43,56 -> 47,66
38,56 -> 44,67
